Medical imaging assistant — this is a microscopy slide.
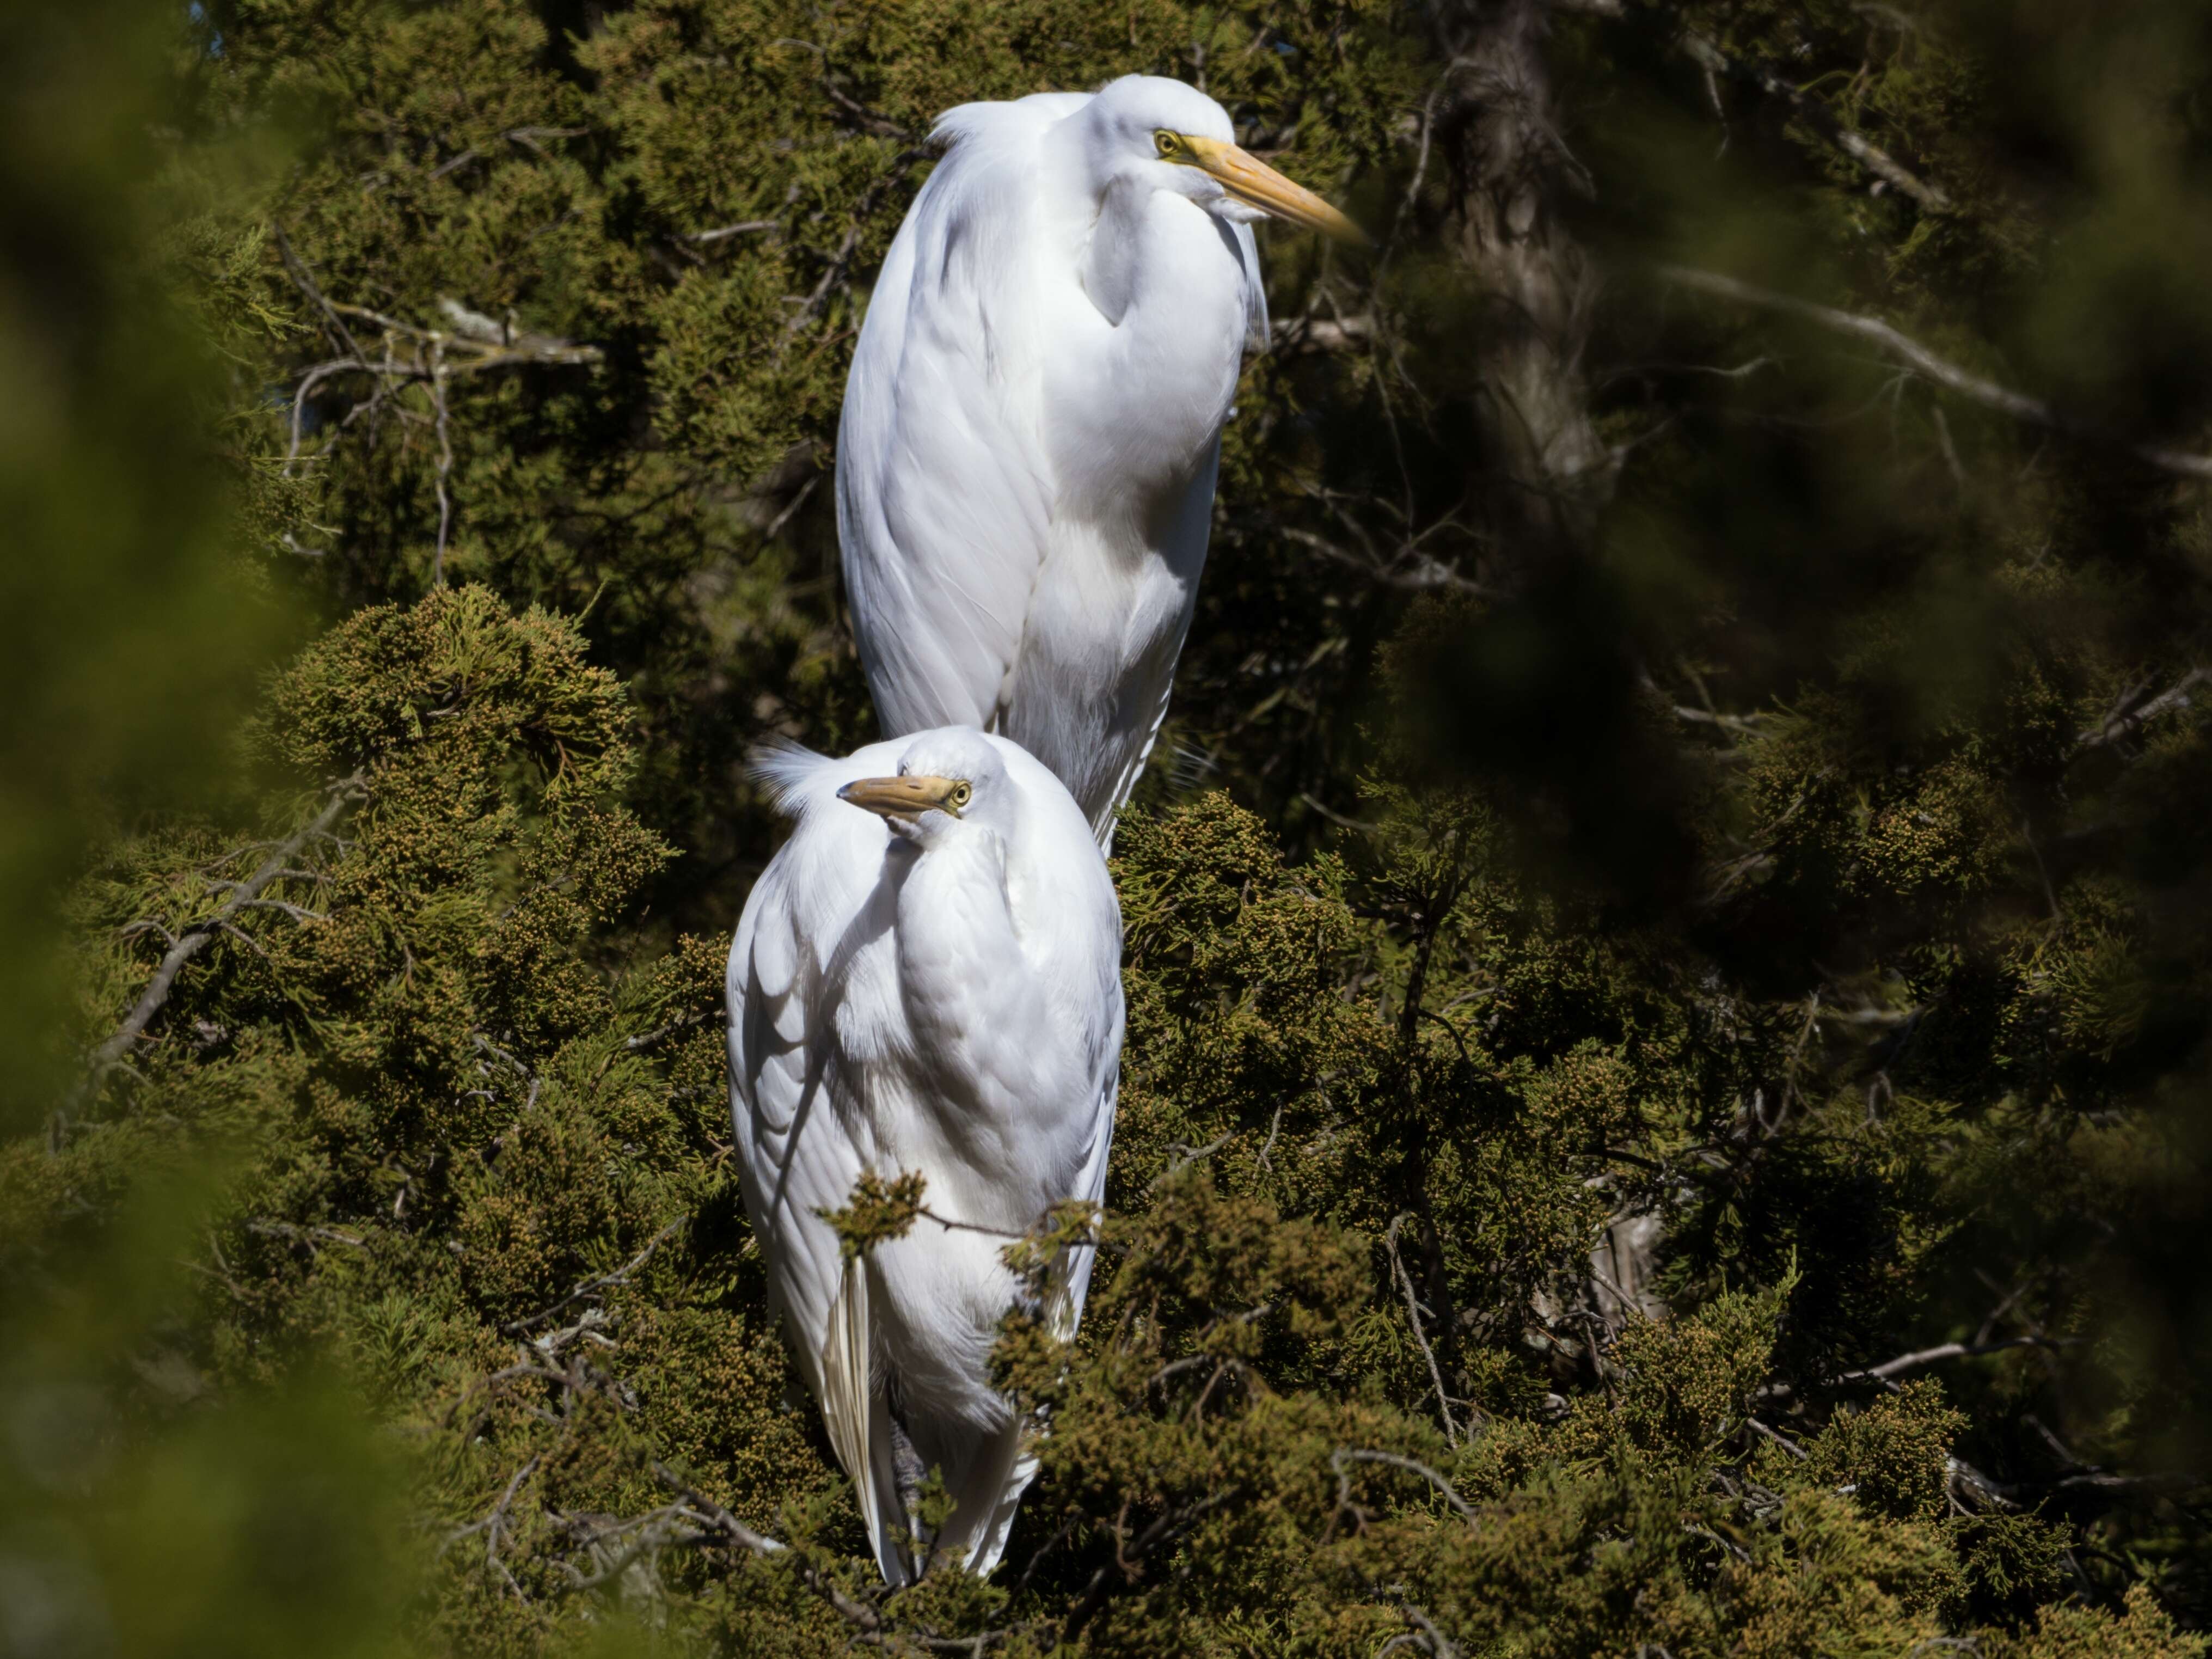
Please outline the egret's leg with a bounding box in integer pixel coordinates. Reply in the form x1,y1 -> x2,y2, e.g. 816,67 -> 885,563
885,1379 -> 930,1566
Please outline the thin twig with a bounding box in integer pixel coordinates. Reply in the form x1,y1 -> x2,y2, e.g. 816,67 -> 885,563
431,343 -> 453,584
1395,1603 -> 1465,1659
1279,527 -> 1486,597
248,1219 -> 369,1251
273,222 -> 365,362
502,1217 -> 688,1336
1386,1215 -> 1459,1446
775,157 -> 926,353
1331,1447 -> 1480,1525
1549,1 -> 1950,210
687,219 -> 780,244
1058,1486 -> 1243,1642
1745,1416 -> 1809,1460
622,1009 -> 718,1052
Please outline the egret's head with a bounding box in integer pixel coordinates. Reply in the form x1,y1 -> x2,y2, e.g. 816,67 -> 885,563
837,729 -> 1011,848
1084,75 -> 1365,245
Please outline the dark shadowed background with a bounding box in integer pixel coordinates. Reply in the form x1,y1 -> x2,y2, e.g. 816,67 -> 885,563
9,1 -> 2212,1653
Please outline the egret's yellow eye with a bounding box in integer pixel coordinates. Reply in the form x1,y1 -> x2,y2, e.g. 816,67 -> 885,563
1154,130 -> 1181,158
948,781 -> 973,811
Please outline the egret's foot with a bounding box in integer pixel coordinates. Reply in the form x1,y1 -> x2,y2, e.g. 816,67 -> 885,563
887,1403 -> 932,1570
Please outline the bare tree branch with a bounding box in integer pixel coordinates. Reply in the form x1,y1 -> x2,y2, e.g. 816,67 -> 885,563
1745,1416 -> 1809,1460
323,300 -> 602,370
1058,1486 -> 1243,1643
273,221 -> 365,363
622,1008 -> 719,1052
431,343 -> 453,584
444,1454 -> 541,1602
2075,668 -> 2211,751
427,126 -> 591,181
648,1462 -> 887,1634
1279,527 -> 1488,597
502,1216 -> 688,1337
1835,1336 -> 2062,1385
1271,314 -> 1375,353
686,220 -> 780,244
248,1219 -> 369,1251
775,157 -> 926,352
1395,1603 -> 1465,1659
69,775 -> 365,1132
275,237 -> 602,516
1658,266 -> 2212,481
1676,33 -> 1951,213
769,38 -> 921,142
1544,1 -> 1951,211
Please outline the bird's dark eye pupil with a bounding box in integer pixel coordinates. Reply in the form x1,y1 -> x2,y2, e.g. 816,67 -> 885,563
1156,131 -> 1176,154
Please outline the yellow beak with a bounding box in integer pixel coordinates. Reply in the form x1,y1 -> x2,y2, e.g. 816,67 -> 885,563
1176,136 -> 1367,246
837,774 -> 965,822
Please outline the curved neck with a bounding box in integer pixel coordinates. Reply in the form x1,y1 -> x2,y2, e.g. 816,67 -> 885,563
1049,206 -> 1249,525
892,827 -> 1051,1080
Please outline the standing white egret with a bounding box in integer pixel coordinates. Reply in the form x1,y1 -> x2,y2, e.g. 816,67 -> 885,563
838,75 -> 1362,843
726,725 -> 1122,1582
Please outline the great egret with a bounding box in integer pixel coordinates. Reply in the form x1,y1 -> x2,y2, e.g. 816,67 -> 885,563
726,725 -> 1122,1582
838,75 -> 1362,843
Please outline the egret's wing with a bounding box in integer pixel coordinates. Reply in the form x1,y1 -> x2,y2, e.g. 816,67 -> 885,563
727,742 -> 912,1578
963,875 -> 1123,1577
837,94 -> 1087,738
1053,994 -> 1124,1335
1020,727 -> 1128,1321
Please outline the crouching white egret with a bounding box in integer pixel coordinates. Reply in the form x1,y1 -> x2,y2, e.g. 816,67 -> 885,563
726,725 -> 1122,1582
838,75 -> 1363,844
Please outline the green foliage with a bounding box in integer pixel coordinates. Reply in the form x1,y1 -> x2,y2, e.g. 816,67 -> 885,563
14,0 -> 2212,1655
1614,1288 -> 1791,1464
1798,1382 -> 1964,1524
0,0 -> 278,1135
820,1170 -> 929,1262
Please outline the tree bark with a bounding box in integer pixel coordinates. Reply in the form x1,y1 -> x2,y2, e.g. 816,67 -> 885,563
1430,0 -> 1667,1324
1431,0 -> 1610,579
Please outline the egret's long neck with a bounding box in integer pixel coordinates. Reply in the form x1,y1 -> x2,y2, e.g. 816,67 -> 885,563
1040,144 -> 1250,532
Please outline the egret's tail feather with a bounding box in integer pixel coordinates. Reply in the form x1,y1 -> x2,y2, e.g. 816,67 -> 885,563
903,1412 -> 1036,1580
818,1266 -> 1039,1584
957,1428 -> 1037,1579
817,1264 -> 902,1578
747,737 -> 834,817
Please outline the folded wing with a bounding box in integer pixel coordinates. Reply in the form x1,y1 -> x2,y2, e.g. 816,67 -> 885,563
838,94 -> 1087,740
727,750 -> 912,1579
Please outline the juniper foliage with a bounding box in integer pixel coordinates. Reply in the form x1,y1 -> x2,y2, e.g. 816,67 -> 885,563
13,0 -> 2212,1655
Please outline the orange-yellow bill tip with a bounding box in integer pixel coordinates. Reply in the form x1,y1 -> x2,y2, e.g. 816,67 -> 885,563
1181,135 -> 1368,247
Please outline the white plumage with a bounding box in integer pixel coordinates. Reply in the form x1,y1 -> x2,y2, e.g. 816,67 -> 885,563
726,726 -> 1122,1581
838,75 -> 1361,843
